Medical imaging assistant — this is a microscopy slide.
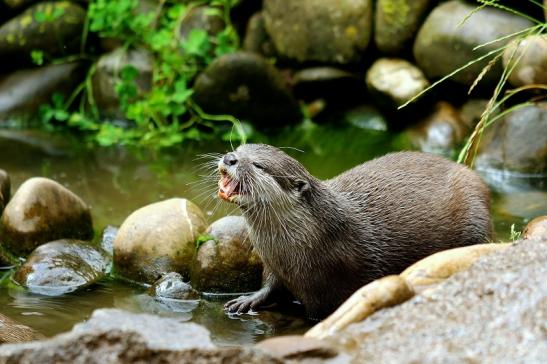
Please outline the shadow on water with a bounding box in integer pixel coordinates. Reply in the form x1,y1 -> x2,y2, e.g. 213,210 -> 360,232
0,124 -> 545,345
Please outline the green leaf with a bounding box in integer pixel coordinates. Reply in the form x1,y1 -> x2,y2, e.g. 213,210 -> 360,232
30,50 -> 44,66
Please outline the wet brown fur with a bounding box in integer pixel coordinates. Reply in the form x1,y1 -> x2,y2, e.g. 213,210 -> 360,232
222,144 -> 492,319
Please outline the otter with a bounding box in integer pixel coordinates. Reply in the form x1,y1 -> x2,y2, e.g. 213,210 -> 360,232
218,144 -> 492,319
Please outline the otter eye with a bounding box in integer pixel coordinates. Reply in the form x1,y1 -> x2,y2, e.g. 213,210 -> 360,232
253,162 -> 265,170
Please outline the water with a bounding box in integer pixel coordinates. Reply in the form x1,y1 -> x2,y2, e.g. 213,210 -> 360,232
0,125 -> 545,345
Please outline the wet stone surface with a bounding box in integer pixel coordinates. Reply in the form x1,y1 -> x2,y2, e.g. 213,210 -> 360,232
13,239 -> 110,296
0,177 -> 93,256
149,272 -> 199,300
191,216 -> 263,293
326,239 -> 547,363
476,102 -> 547,175
113,198 -> 207,284
0,309 -> 280,364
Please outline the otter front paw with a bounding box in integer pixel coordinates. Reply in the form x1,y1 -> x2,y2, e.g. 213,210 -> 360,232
224,291 -> 267,314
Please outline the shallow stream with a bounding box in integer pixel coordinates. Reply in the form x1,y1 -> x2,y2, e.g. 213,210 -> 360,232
0,124 -> 545,346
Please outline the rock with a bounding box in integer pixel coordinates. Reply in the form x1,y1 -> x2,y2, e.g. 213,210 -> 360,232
179,5 -> 224,39
263,0 -> 373,63
406,101 -> 468,155
12,239 -> 110,296
523,215 -> 547,241
0,313 -> 45,344
0,168 -> 9,213
99,225 -> 117,256
0,309 -> 279,363
256,335 -> 339,361
366,58 -> 429,110
293,66 -> 364,103
374,0 -> 431,54
0,129 -> 74,158
92,47 -> 153,119
414,0 -> 533,87
503,34 -> 547,87
0,1 -> 86,66
0,62 -> 86,120
191,216 -> 262,293
113,198 -> 207,284
0,177 -> 93,256
193,52 -> 301,128
306,275 -> 414,340
340,105 -> 388,131
476,102 -> 547,175
243,12 -> 276,57
323,239 -> 547,363
149,272 -> 199,300
400,243 -> 509,292
458,98 -> 489,129
0,244 -> 17,267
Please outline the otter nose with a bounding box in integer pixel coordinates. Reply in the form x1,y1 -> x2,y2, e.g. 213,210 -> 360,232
223,153 -> 238,166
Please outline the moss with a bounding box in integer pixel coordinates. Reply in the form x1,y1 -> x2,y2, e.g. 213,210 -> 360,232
381,0 -> 410,28
195,234 -> 216,251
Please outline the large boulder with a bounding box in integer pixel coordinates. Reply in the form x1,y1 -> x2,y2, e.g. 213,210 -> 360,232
191,216 -> 263,292
503,34 -> 547,87
113,198 -> 207,284
324,239 -> 547,363
0,168 -> 9,213
0,1 -> 86,67
91,47 -> 153,119
0,177 -> 93,256
414,0 -> 533,87
0,62 -> 85,120
13,239 -> 110,296
0,309 -> 278,363
476,102 -> 547,175
263,0 -> 373,63
374,0 -> 431,54
193,52 -> 301,128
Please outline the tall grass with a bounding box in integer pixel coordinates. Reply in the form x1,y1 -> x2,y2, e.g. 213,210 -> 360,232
400,0 -> 546,167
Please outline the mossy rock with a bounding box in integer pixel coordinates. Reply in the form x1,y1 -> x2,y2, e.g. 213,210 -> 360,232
0,1 -> 86,66
375,0 -> 431,54
263,0 -> 373,63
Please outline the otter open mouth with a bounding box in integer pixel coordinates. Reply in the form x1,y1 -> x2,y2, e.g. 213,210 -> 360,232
218,172 -> 241,202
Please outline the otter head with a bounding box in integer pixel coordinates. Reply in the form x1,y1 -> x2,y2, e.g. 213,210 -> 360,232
217,144 -> 313,209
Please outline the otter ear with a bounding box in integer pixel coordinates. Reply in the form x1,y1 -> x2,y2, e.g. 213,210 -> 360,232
295,179 -> 309,193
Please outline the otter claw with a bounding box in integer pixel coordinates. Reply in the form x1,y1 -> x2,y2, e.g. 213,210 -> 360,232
224,294 -> 263,314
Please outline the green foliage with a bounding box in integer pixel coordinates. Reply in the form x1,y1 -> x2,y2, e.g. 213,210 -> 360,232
40,0 -> 246,148
510,223 -> 521,242
30,50 -> 44,66
195,234 -> 216,251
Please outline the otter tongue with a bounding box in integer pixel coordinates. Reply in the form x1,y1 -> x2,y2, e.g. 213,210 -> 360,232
219,177 -> 237,200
